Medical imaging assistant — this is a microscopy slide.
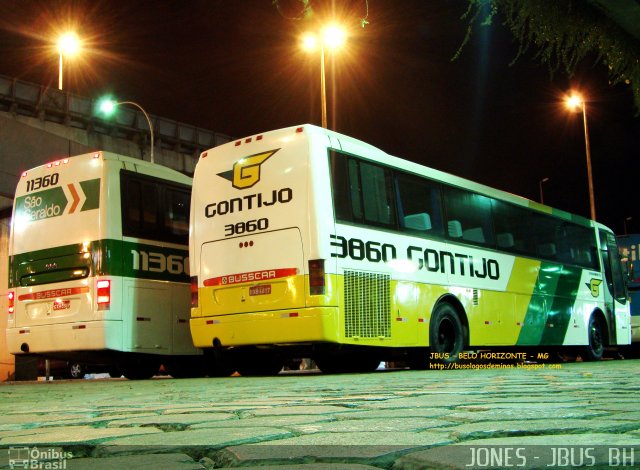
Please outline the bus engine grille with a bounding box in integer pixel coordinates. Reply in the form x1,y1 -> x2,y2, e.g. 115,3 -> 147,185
343,270 -> 391,338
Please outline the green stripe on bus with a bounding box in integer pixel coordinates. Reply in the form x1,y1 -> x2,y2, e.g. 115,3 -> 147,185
80,178 -> 100,211
539,265 -> 582,345
9,239 -> 188,288
517,262 -> 581,346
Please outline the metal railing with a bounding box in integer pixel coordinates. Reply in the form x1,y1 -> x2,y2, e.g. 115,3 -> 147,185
0,73 -> 232,156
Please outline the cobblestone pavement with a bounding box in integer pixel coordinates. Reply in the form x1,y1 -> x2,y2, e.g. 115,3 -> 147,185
1,359 -> 639,469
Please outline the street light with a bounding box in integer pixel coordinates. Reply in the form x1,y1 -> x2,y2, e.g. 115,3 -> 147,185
57,32 -> 81,91
301,24 -> 347,129
624,216 -> 633,235
539,177 -> 550,204
98,98 -> 155,163
565,91 -> 596,220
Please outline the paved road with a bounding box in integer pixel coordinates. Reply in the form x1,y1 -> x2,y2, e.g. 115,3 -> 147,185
1,359 -> 639,469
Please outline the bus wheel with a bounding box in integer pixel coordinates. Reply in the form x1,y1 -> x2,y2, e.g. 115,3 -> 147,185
581,315 -> 605,361
429,303 -> 465,363
68,362 -> 85,379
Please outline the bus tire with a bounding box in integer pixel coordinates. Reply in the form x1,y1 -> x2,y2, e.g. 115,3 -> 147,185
429,302 -> 465,363
581,314 -> 605,361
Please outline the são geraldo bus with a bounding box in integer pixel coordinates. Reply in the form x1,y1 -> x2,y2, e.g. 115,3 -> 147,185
189,125 -> 630,374
7,151 -> 205,379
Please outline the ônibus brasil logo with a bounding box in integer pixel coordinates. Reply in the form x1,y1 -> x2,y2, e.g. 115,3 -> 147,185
217,149 -> 279,189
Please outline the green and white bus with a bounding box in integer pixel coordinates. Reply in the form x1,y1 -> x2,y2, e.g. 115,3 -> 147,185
7,151 -> 203,379
189,125 -> 631,374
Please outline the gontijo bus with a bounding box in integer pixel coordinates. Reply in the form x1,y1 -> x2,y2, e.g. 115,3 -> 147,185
7,151 -> 204,379
189,124 -> 630,374
618,234 -> 640,347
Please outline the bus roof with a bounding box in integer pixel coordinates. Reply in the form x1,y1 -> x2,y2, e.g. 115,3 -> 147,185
204,124 -> 609,233
22,151 -> 192,186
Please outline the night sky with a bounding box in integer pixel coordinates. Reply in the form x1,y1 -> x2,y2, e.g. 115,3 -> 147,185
0,0 -> 638,234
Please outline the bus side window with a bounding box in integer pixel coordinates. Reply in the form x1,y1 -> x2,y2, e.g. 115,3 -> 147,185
359,161 -> 396,226
329,151 -> 396,228
125,179 -> 142,226
395,172 -> 443,237
600,231 -> 628,303
164,188 -> 190,242
329,151 -> 357,223
141,182 -> 158,231
122,178 -> 157,237
443,187 -> 494,247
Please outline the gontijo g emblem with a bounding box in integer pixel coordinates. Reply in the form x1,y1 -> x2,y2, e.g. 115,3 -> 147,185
586,278 -> 602,298
217,149 -> 279,189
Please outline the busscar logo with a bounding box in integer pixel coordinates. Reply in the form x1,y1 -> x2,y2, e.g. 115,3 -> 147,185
217,149 -> 279,189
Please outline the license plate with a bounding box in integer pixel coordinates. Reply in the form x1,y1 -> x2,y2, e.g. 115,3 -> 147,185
53,299 -> 71,310
249,285 -> 271,296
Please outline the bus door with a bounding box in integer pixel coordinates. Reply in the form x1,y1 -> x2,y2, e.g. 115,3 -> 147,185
598,230 -> 629,344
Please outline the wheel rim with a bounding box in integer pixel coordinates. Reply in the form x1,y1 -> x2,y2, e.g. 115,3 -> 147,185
437,317 -> 456,353
70,364 -> 82,377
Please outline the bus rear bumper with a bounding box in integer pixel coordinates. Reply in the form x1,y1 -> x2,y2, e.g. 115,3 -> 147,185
190,307 -> 340,348
6,321 -> 120,355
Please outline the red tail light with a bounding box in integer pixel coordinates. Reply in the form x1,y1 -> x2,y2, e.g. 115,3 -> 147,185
8,291 -> 15,314
96,279 -> 111,310
308,259 -> 325,295
191,276 -> 199,308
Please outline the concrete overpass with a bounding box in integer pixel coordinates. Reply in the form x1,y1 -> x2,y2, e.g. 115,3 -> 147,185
0,73 -> 232,380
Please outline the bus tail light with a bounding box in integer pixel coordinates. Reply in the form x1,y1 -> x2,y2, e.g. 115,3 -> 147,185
8,291 -> 15,314
97,279 -> 111,310
191,276 -> 198,308
308,259 -> 325,295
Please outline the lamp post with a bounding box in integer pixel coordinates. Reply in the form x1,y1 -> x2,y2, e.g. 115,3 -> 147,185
624,216 -> 632,235
302,24 -> 346,129
99,99 -> 155,163
539,177 -> 549,204
565,92 -> 596,220
57,32 -> 81,91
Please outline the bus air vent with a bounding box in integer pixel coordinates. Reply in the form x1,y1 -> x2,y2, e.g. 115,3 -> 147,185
343,270 -> 391,338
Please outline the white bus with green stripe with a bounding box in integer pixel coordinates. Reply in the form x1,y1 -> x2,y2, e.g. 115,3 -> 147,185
7,151 -> 206,379
190,125 -> 631,374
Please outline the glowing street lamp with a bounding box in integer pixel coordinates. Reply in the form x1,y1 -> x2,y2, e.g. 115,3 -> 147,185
565,92 -> 596,221
301,24 -> 347,129
57,32 -> 81,91
98,98 -> 155,163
